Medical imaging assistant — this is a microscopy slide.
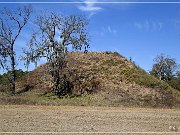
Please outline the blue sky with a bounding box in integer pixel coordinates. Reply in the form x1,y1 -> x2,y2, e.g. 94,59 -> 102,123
0,0 -> 180,73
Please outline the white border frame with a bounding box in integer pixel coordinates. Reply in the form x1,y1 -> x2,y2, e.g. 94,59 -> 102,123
0,1 -> 180,4
0,1 -> 180,134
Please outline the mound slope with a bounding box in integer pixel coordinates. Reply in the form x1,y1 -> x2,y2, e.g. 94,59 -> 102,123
16,52 -> 180,107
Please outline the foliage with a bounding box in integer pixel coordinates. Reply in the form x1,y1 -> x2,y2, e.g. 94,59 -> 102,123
150,54 -> 180,91
0,69 -> 28,85
22,13 -> 89,96
0,5 -> 32,94
167,72 -> 180,91
150,54 -> 178,81
168,79 -> 180,92
0,69 -> 28,93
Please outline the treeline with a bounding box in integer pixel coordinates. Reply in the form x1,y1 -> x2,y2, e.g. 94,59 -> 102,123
150,54 -> 180,91
0,69 -> 28,93
0,70 -> 28,85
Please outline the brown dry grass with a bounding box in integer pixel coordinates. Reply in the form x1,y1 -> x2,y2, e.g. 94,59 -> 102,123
4,52 -> 179,107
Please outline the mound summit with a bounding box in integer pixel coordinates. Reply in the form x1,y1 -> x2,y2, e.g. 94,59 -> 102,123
14,52 -> 180,107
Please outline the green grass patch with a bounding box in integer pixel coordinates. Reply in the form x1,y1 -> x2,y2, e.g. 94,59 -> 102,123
118,66 -> 180,97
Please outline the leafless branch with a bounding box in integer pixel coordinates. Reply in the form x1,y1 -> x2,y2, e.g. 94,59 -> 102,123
0,5 -> 32,94
22,13 -> 89,96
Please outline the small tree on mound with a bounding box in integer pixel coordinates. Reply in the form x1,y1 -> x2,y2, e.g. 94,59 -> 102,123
22,13 -> 89,96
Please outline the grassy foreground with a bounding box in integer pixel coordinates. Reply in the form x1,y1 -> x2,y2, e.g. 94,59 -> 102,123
0,90 -> 180,109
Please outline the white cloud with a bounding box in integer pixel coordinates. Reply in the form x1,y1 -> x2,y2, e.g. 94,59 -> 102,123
78,0 -> 103,17
79,3 -> 102,12
78,0 -> 133,17
134,19 -> 163,32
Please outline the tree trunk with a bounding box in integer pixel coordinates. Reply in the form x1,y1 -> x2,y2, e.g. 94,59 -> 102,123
10,50 -> 16,95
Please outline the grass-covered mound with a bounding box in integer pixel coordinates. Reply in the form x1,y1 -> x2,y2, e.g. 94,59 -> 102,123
1,52 -> 180,108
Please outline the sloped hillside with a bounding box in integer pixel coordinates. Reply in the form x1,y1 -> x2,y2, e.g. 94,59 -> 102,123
15,52 -> 180,107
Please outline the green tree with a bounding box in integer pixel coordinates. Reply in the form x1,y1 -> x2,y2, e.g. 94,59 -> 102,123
22,13 -> 89,96
0,69 -> 28,85
168,71 -> 180,91
150,54 -> 178,81
0,5 -> 32,94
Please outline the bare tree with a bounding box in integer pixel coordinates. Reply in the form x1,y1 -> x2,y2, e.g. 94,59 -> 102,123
150,54 -> 178,81
22,13 -> 89,96
0,5 -> 32,94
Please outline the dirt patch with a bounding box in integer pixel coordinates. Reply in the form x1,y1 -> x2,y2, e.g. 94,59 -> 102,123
0,105 -> 180,134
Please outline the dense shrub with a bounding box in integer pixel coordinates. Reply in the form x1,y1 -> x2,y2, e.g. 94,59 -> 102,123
0,69 -> 28,93
168,79 -> 180,92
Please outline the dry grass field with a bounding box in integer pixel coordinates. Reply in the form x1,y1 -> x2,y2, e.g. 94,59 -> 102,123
0,105 -> 180,134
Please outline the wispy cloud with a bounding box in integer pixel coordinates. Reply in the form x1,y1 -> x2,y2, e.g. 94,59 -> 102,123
78,0 -> 103,17
134,19 -> 163,32
100,26 -> 117,36
77,0 -> 133,17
